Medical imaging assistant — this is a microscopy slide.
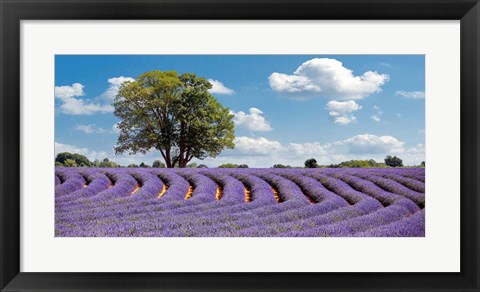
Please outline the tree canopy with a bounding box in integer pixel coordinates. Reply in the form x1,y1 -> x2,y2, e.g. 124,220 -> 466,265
55,152 -> 92,167
113,70 -> 235,168
304,158 -> 319,168
384,155 -> 403,167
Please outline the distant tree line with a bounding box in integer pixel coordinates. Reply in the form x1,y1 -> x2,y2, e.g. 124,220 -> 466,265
302,155 -> 424,168
55,151 -> 424,169
55,152 -> 192,168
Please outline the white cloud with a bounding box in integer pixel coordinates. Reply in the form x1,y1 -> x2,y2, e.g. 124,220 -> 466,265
371,115 -> 381,122
55,142 -> 110,161
208,133 -> 422,167
230,108 -> 273,131
54,83 -> 85,99
55,76 -> 134,115
208,79 -> 235,95
229,136 -> 283,156
326,100 -> 361,125
333,134 -> 404,155
55,142 -> 90,156
395,90 -> 425,99
55,83 -> 113,115
269,58 -> 389,100
75,124 -> 107,134
56,132 -> 424,167
98,76 -> 135,102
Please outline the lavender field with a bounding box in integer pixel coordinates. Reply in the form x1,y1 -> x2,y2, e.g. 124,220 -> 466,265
55,167 -> 425,237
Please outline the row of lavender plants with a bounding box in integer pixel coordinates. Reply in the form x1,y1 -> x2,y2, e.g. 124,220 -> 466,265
55,167 -> 425,237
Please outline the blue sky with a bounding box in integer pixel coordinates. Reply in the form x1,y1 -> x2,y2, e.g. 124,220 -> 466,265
55,55 -> 425,167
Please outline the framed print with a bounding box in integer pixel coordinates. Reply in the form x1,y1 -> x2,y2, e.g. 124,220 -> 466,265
1,0 -> 479,291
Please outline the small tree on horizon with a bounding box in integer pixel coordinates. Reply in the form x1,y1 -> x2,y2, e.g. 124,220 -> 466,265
384,155 -> 403,167
152,160 -> 165,168
218,163 -> 238,168
304,158 -> 319,168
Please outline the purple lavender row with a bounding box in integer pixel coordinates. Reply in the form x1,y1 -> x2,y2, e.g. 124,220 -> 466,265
55,172 -> 111,204
279,205 -> 414,237
55,168 -> 425,237
55,167 -> 85,197
354,209 -> 425,237
350,172 -> 425,208
175,170 -> 218,204
56,170 -> 164,221
56,170 -> 137,214
57,170 -> 227,227
200,170 -> 246,203
55,175 -> 61,186
363,171 -> 425,193
327,172 -> 420,213
80,172 -> 368,236
368,168 -> 425,183
251,170 -> 311,204
157,171 -> 379,236
57,171 -> 293,236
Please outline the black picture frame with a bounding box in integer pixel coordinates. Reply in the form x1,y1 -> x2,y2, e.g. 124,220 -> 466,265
1,0 -> 479,291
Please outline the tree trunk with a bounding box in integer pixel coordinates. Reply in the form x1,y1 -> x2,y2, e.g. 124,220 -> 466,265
165,148 -> 172,168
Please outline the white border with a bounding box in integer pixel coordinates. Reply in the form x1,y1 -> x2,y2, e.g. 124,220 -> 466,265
21,20 -> 460,272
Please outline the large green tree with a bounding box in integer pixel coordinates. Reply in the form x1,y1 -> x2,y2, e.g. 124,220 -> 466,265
55,152 -> 92,167
113,70 -> 235,168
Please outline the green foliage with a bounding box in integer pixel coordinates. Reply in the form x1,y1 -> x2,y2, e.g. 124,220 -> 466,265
128,164 -> 138,168
420,161 -> 425,167
328,159 -> 387,168
187,162 -> 198,168
152,160 -> 165,168
98,158 -> 119,168
55,152 -> 92,167
384,155 -> 403,167
139,162 -> 149,168
304,158 -> 319,168
218,163 -> 238,168
113,70 -> 235,168
272,164 -> 292,168
197,164 -> 208,168
63,159 -> 77,167
237,164 -> 249,168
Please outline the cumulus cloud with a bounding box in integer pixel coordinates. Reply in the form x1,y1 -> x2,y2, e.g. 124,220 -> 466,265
55,76 -> 134,115
55,83 -> 114,115
230,108 -> 273,131
395,90 -> 425,99
98,76 -> 135,102
326,100 -> 361,125
269,58 -> 389,100
208,79 -> 235,95
55,141 -> 90,156
230,136 -> 283,156
55,83 -> 112,115
208,133 -> 422,167
333,134 -> 404,155
54,142 -> 109,161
